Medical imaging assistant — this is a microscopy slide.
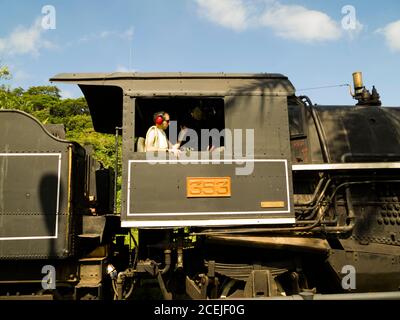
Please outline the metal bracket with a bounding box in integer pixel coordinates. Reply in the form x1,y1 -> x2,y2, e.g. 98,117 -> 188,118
75,257 -> 106,300
185,275 -> 208,300
244,270 -> 278,298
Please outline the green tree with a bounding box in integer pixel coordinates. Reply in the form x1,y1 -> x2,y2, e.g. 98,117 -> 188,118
0,64 -> 11,80
25,86 -> 61,98
50,97 -> 89,118
0,86 -> 33,112
23,86 -> 60,112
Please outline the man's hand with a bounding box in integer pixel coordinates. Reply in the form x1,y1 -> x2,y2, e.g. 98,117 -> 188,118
168,146 -> 181,157
207,145 -> 216,152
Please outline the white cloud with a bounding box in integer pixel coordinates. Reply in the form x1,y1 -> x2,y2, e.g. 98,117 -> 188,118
195,0 -> 249,31
120,27 -> 134,41
0,18 -> 54,56
345,20 -> 364,40
60,89 -> 75,99
194,0 -> 347,42
100,31 -> 112,38
377,20 -> 400,52
116,65 -> 135,72
259,3 -> 342,42
69,26 -> 134,46
13,69 -> 32,81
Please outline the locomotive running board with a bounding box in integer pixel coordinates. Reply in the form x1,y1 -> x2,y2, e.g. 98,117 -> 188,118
121,218 -> 295,228
246,291 -> 400,300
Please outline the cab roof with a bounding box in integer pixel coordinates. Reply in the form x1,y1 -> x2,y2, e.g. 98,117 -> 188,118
50,72 -> 295,133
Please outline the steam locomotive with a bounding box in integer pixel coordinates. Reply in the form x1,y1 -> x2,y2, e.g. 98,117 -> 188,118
0,71 -> 399,300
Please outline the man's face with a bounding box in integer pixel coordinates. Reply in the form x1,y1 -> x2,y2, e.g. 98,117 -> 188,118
191,107 -> 202,120
162,113 -> 170,130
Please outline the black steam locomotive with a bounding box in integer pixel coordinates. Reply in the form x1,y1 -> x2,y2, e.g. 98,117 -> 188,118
0,71 -> 399,300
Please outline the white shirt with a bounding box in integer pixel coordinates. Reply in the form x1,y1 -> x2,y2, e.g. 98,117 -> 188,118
145,126 -> 169,151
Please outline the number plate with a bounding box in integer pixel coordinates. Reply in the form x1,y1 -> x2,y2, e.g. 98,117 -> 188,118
186,177 -> 231,198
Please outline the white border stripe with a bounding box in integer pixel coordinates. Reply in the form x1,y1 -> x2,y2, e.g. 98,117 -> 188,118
122,218 -> 295,228
127,210 -> 291,217
292,162 -> 400,171
125,159 -> 292,225
132,159 -> 289,163
0,153 -> 61,240
55,154 -> 61,239
0,153 -> 62,157
284,159 -> 291,211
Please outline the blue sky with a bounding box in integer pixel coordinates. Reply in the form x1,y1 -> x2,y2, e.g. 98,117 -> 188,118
0,0 -> 400,105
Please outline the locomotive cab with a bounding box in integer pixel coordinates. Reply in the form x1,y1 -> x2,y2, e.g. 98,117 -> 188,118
50,73 -> 296,228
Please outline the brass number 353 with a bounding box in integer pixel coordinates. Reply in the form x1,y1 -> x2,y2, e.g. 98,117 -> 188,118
186,177 -> 231,198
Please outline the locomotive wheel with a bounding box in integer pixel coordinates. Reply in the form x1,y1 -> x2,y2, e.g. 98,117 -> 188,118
220,279 -> 240,298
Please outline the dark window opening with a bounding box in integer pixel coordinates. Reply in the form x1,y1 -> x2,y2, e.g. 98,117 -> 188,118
288,104 -> 306,139
288,103 -> 309,163
134,98 -> 225,152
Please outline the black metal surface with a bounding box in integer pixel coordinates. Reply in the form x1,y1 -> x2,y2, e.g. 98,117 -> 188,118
0,110 -> 86,259
327,248 -> 400,292
79,85 -> 123,134
128,157 -> 290,220
311,105 -> 400,163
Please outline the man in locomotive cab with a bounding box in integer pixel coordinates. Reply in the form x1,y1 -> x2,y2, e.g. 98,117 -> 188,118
145,111 -> 180,153
178,105 -> 218,151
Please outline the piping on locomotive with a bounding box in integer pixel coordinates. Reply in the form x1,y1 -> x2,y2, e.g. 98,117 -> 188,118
1,71 -> 400,299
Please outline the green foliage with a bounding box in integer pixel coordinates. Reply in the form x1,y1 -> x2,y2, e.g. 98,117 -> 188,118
0,64 -> 11,80
0,86 -> 33,111
25,85 -> 61,98
50,97 -> 89,117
